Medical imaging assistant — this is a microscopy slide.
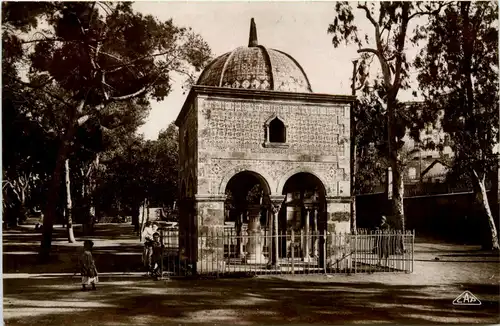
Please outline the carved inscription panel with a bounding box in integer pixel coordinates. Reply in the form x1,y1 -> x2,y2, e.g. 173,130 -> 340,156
197,97 -> 350,157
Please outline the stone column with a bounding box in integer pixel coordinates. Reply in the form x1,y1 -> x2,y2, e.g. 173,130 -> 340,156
235,211 -> 245,258
302,208 -> 311,262
268,195 -> 285,267
244,204 -> 266,264
312,208 -> 319,258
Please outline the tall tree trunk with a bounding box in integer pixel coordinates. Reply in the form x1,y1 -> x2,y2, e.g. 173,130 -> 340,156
65,159 -> 76,243
392,163 -> 405,231
40,100 -> 87,260
473,170 -> 499,250
88,154 -> 99,234
40,134 -> 72,261
82,154 -> 99,236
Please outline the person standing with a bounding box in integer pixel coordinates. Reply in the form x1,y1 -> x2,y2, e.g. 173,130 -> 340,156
141,222 -> 154,273
79,240 -> 98,291
376,215 -> 391,266
150,232 -> 163,280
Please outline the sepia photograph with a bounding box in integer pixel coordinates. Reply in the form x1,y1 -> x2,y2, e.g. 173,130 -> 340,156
2,1 -> 499,325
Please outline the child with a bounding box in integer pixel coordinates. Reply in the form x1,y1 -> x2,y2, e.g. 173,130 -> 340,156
80,240 -> 98,291
150,232 -> 163,279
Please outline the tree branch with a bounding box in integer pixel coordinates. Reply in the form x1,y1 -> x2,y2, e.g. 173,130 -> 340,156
104,50 -> 175,74
357,3 -> 379,28
408,2 -> 450,21
9,77 -> 75,111
393,3 -> 410,89
357,48 -> 379,56
21,37 -> 63,44
109,86 -> 150,101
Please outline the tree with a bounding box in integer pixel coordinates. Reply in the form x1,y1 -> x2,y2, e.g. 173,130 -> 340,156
2,2 -> 211,260
415,1 -> 499,250
148,123 -> 179,208
2,84 -> 60,226
97,123 -> 179,231
328,2 -> 448,230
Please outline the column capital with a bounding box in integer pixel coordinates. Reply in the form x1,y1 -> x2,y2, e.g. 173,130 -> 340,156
268,195 -> 285,214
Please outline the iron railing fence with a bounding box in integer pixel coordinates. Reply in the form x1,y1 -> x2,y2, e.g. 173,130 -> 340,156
156,228 -> 414,277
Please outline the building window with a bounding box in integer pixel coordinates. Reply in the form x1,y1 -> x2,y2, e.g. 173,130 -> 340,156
263,114 -> 289,148
269,117 -> 286,143
408,167 -> 417,180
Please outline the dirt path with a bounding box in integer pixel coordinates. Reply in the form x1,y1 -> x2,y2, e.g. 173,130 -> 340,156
3,224 -> 499,325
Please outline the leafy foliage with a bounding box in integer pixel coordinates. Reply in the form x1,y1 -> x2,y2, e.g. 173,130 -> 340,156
415,1 -> 499,180
97,123 -> 179,216
415,1 -> 499,249
2,2 -> 211,253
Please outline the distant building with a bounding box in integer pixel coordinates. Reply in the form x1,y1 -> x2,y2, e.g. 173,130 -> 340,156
372,105 -> 497,196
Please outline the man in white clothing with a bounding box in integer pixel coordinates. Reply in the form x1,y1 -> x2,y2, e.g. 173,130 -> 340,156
141,222 -> 156,273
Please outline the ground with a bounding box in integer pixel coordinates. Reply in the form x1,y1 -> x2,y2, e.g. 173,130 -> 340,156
3,223 -> 500,325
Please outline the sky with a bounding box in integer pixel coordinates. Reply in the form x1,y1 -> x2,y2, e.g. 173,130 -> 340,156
133,1 -> 420,140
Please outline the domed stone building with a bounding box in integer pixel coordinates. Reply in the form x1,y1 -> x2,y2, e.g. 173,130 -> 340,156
175,19 -> 355,271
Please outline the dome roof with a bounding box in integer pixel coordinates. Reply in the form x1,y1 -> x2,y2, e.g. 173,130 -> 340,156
196,19 -> 312,93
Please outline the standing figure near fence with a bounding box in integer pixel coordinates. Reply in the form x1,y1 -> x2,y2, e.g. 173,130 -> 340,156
141,222 -> 156,274
150,232 -> 163,279
375,215 -> 391,267
79,240 -> 98,291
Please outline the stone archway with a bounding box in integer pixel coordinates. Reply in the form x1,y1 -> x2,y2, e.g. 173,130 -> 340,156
276,167 -> 329,196
280,172 -> 326,261
224,171 -> 271,264
218,166 -> 274,196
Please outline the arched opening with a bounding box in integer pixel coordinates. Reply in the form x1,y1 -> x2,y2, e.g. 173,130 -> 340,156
224,171 -> 271,263
280,172 -> 326,260
225,171 -> 270,226
269,117 -> 286,143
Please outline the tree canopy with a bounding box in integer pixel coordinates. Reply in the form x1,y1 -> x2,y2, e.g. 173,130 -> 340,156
415,1 -> 499,249
2,1 -> 211,257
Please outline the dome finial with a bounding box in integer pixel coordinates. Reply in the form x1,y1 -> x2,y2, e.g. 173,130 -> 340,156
248,18 -> 258,47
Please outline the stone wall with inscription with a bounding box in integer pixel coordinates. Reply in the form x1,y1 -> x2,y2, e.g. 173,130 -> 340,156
197,97 -> 350,156
195,96 -> 351,197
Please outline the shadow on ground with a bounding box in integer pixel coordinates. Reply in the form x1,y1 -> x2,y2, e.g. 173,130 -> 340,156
4,223 -> 500,325
3,276 -> 500,325
3,223 -> 144,274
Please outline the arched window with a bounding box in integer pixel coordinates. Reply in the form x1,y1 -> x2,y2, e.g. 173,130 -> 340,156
269,117 -> 286,143
263,114 -> 289,148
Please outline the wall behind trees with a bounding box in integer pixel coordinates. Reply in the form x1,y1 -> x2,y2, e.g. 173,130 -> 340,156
357,190 -> 499,245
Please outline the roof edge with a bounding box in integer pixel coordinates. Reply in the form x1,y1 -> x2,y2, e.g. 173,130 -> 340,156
175,85 -> 355,126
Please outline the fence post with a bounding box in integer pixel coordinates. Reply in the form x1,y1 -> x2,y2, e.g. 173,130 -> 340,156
411,230 -> 415,273
353,232 -> 357,274
216,228 -> 220,278
291,229 -> 295,274
320,229 -> 326,273
160,228 -> 164,279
